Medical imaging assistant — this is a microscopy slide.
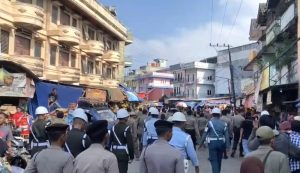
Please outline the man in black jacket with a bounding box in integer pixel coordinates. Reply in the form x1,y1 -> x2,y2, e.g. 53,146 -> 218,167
110,108 -> 134,173
65,108 -> 91,157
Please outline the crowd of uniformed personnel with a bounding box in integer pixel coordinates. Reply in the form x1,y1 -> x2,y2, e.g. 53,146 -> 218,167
1,103 -> 300,173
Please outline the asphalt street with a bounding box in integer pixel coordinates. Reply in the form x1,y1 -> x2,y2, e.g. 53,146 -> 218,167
128,148 -> 242,173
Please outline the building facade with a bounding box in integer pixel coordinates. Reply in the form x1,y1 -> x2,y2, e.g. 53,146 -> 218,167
215,43 -> 259,98
125,59 -> 174,101
0,0 -> 132,88
170,61 -> 216,99
244,0 -> 298,111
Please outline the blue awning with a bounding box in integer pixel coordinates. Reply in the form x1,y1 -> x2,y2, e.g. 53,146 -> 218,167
119,83 -> 142,102
125,91 -> 140,102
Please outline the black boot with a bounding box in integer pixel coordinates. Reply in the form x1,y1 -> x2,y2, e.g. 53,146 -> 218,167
231,151 -> 235,158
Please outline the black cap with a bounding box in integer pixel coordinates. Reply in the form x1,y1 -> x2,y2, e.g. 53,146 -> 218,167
45,123 -> 69,132
154,120 -> 173,129
86,120 -> 108,139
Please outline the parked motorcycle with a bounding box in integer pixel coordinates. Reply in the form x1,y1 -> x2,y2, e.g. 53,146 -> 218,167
8,128 -> 30,172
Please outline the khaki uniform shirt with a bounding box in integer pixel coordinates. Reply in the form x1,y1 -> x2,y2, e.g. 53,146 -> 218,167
247,145 -> 291,173
232,114 -> 245,128
25,146 -> 74,173
74,143 -> 119,173
127,117 -> 138,140
137,114 -> 147,136
220,115 -> 233,137
140,139 -> 184,173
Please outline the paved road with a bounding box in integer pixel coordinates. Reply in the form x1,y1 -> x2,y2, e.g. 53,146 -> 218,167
128,148 -> 242,173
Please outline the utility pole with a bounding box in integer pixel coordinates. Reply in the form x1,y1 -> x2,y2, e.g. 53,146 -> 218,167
210,43 -> 237,110
298,0 -> 300,113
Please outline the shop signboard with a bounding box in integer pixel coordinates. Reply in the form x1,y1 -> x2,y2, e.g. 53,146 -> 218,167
85,88 -> 107,102
0,68 -> 35,98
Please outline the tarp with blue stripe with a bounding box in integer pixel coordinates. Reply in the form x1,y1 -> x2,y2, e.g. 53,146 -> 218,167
29,81 -> 83,118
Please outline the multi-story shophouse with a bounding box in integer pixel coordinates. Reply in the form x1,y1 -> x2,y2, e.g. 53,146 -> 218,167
244,0 -> 298,112
125,59 -> 174,101
169,61 -> 216,99
0,0 -> 132,88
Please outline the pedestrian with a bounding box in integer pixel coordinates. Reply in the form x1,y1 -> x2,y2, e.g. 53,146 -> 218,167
65,103 -> 76,129
248,114 -> 300,160
240,157 -> 264,173
29,106 -> 50,157
184,109 -> 200,149
142,107 -> 160,147
25,121 -> 73,173
127,111 -> 139,159
289,118 -> 300,173
231,107 -> 245,158
140,120 -> 184,173
169,112 -> 199,173
220,109 -> 232,159
65,108 -> 90,158
137,109 -> 148,153
246,126 -> 290,173
54,110 -> 65,124
239,112 -> 253,156
0,112 -> 13,148
74,120 -> 119,173
110,108 -> 134,173
199,108 -> 230,173
197,112 -> 208,139
259,110 -> 277,129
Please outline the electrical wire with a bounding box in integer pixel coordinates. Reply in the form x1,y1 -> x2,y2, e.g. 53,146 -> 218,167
226,0 -> 244,43
218,0 -> 229,43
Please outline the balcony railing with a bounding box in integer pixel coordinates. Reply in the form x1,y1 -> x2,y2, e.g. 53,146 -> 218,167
48,25 -> 81,45
10,55 -> 44,77
13,2 -> 45,30
148,83 -> 173,88
103,50 -> 120,63
80,40 -> 104,55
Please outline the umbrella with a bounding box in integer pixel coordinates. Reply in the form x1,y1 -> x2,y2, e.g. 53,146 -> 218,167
176,102 -> 187,108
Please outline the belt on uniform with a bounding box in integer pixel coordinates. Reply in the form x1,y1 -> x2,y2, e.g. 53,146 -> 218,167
31,142 -> 49,147
112,145 -> 127,150
208,137 -> 225,141
147,136 -> 158,140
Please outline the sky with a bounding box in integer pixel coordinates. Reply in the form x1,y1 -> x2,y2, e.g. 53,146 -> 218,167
100,0 -> 266,68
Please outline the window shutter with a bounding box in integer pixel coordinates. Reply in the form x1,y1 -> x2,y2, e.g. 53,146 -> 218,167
1,30 -> 9,54
15,35 -> 30,55
71,53 -> 76,67
50,46 -> 56,65
60,11 -> 70,25
36,0 -> 44,8
81,56 -> 87,74
51,6 -> 58,24
34,41 -> 42,58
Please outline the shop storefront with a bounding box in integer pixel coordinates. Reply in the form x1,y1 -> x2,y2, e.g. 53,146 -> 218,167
0,60 -> 36,114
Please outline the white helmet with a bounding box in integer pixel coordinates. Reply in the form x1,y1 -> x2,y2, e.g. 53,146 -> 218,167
167,116 -> 173,122
149,107 -> 159,115
211,108 -> 221,114
172,112 -> 186,122
261,110 -> 270,116
72,108 -> 88,123
117,109 -> 129,119
35,106 -> 48,115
